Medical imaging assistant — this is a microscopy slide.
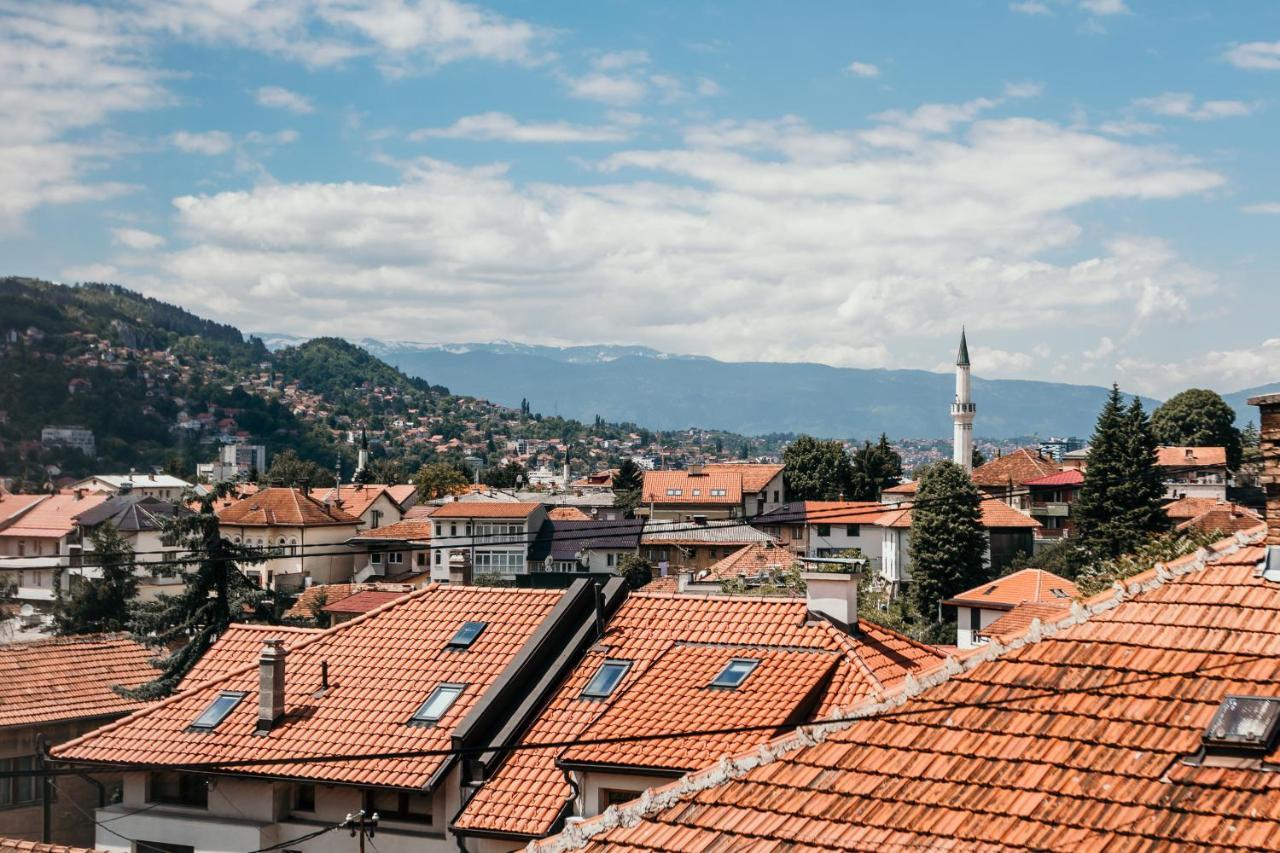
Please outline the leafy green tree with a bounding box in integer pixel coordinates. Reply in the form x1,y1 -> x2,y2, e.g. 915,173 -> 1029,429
908,460 -> 988,621
1075,385 -> 1169,559
1151,388 -> 1243,469
413,462 -> 470,500
617,554 -> 654,590
783,435 -> 854,500
972,447 -> 987,469
55,523 -> 139,635
124,484 -> 268,698
1075,529 -> 1219,597
483,460 -> 526,489
366,457 -> 404,485
262,449 -> 336,487
849,433 -> 903,500
612,459 -> 644,517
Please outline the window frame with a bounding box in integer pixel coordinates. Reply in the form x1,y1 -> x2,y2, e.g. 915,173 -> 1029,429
408,683 -> 467,727
187,691 -> 247,732
710,658 -> 760,690
580,659 -> 633,700
446,621 -> 487,650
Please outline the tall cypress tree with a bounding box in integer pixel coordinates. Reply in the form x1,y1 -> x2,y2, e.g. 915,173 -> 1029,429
908,460 -> 988,620
1121,396 -> 1170,539
849,433 -> 904,500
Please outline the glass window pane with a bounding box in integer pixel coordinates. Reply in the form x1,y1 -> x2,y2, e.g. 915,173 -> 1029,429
581,660 -> 631,698
711,658 -> 759,689
191,692 -> 245,729
448,621 -> 487,648
412,684 -> 465,723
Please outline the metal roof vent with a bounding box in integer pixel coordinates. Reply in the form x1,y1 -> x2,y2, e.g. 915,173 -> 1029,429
1201,695 -> 1280,758
1258,546 -> 1280,584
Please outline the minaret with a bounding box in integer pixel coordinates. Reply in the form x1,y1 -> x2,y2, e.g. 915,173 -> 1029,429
356,428 -> 369,478
951,328 -> 975,473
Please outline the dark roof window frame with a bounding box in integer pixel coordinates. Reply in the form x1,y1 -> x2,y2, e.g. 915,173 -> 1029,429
580,659 -> 633,700
188,691 -> 248,732
447,620 -> 488,650
709,658 -> 760,690
408,683 -> 467,727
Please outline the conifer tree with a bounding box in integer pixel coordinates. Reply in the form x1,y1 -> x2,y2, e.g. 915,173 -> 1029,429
849,433 -> 904,500
1121,396 -> 1171,538
55,523 -> 139,635
908,460 -> 988,621
612,459 -> 644,517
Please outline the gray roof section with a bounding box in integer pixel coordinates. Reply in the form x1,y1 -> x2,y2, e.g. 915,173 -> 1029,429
73,494 -> 191,532
529,519 -> 644,562
640,519 -> 777,545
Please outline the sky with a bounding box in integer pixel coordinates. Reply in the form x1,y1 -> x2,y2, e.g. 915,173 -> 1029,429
3,0 -> 1279,399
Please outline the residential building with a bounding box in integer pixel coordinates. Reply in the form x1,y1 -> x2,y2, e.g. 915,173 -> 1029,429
320,587 -> 413,624
70,474 -> 191,502
215,487 -> 362,591
700,462 -> 786,517
0,492 -> 109,612
672,541 -> 801,595
1061,445 -> 1090,470
1037,436 -> 1084,462
547,515 -> 1279,852
755,501 -> 884,566
0,635 -> 154,846
635,468 -> 742,522
306,484 -> 407,531
429,502 -> 546,583
345,519 -> 433,584
970,447 -> 1061,510
876,498 -> 1041,591
942,568 -> 1077,648
196,443 -> 267,484
450,580 -> 944,846
639,519 -> 777,575
1166,498 -> 1263,536
1023,468 -> 1084,541
1157,445 -> 1229,500
951,328 -> 975,472
52,580 -> 620,853
40,427 -> 94,458
71,493 -> 192,601
527,519 -> 644,574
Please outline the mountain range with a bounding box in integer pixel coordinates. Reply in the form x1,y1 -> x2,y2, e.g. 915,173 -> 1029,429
257,335 -> 1277,439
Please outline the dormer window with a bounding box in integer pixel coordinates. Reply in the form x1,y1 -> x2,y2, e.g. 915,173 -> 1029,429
581,660 -> 632,699
1202,695 -> 1280,756
710,658 -> 759,690
447,621 -> 487,649
189,691 -> 246,731
409,684 -> 466,726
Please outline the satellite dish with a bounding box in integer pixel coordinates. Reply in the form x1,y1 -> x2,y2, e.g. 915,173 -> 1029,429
19,604 -> 34,617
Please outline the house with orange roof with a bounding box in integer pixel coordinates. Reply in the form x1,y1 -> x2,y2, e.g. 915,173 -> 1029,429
755,500 -> 886,564
640,518 -> 778,574
700,462 -> 786,516
942,567 -> 1077,648
970,447 -> 1062,510
1157,445 -> 1229,500
215,487 -> 362,591
51,580 -> 625,853
428,502 -> 547,584
0,635 -> 155,846
305,483 -> 411,532
345,518 -> 433,584
635,467 -> 743,522
1023,467 -> 1084,541
673,541 -> 801,594
1173,500 -> 1263,536
0,491 -> 108,611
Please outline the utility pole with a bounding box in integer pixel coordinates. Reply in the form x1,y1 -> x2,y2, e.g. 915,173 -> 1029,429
344,809 -> 378,853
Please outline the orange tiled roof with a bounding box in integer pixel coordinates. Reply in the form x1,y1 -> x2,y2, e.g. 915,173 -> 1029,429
402,504 -> 437,519
0,492 -> 108,539
1156,445 -> 1228,467
701,463 -> 784,493
216,487 -> 359,527
548,506 -> 593,521
642,471 -> 742,504
452,593 -> 944,838
971,447 -> 1061,488
0,493 -> 48,528
284,583 -> 365,619
548,526 -> 1280,853
881,481 -> 918,495
53,585 -> 567,789
321,589 -> 412,615
1177,503 -> 1263,535
978,600 -> 1074,642
878,497 -> 1041,529
1163,495 -> 1224,520
942,568 -> 1077,610
0,840 -> 106,853
698,542 -> 797,582
430,501 -> 541,518
386,484 -> 418,507
765,500 -> 886,524
306,485 -> 397,520
0,634 -> 155,728
349,519 -> 433,540
182,624 -> 322,688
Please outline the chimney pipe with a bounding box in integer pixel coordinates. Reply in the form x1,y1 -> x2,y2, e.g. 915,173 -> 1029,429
1249,393 -> 1280,548
256,638 -> 286,733
801,567 -> 862,634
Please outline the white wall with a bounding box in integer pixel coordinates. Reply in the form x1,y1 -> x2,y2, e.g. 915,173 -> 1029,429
223,524 -> 358,590
955,606 -> 1006,649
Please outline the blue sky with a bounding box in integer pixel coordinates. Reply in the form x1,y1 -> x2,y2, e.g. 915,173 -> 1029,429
3,0 -> 1279,398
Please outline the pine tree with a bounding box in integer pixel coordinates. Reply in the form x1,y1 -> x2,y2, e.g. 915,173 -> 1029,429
123,484 -> 268,698
1120,396 -> 1170,539
849,433 -> 903,500
612,459 -> 644,517
908,461 -> 988,622
55,523 -> 139,635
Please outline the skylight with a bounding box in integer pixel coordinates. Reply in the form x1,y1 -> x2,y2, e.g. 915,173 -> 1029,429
711,658 -> 760,689
190,691 -> 246,731
581,660 -> 631,699
448,621 -> 487,649
1202,695 -> 1280,753
410,684 -> 465,725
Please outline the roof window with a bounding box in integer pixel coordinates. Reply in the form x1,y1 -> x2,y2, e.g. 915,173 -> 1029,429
710,658 -> 760,689
1202,695 -> 1280,755
581,660 -> 632,699
447,620 -> 487,649
410,684 -> 466,726
190,691 -> 246,731
666,488 -> 683,496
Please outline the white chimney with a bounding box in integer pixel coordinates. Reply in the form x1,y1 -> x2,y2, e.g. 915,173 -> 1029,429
256,638 -> 286,733
802,570 -> 861,633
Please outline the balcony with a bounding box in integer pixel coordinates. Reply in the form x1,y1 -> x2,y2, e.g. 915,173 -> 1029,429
1034,527 -> 1070,539
1029,501 -> 1070,517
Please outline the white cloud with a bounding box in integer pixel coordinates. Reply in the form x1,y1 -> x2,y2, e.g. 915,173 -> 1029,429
1079,0 -> 1130,15
111,227 -> 165,250
1097,119 -> 1162,137
873,97 -> 1000,134
255,85 -> 313,114
847,61 -> 880,78
1242,202 -> 1280,214
1010,1 -> 1052,14
1224,41 -> 1280,71
561,51 -> 717,105
411,112 -> 630,143
60,263 -> 121,282
1133,92 -> 1255,121
171,130 -> 234,155
1003,81 -> 1044,99
1117,339 -> 1280,397
565,71 -> 648,105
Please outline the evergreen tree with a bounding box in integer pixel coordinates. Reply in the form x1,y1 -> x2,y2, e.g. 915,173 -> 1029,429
849,433 -> 903,500
483,460 -> 527,489
1151,388 -> 1243,469
972,446 -> 987,469
907,460 -> 988,622
262,449 -> 336,487
612,459 -> 644,517
124,483 -> 268,698
1120,396 -> 1170,538
783,435 -> 854,500
617,554 -> 654,590
55,523 -> 139,635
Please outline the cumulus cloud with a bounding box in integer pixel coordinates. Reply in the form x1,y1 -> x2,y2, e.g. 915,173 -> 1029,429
1133,92 -> 1255,121
1223,40 -> 1280,70
256,85 -> 314,114
561,51 -> 718,105
411,112 -> 630,143
111,227 -> 166,250
171,130 -> 234,155
1118,339 -> 1280,397
847,61 -> 880,78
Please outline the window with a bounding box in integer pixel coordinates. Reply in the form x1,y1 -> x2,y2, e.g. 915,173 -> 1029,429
435,523 -> 442,537
581,660 -> 631,699
0,756 -> 37,806
149,772 -> 208,808
691,488 -> 701,496
711,658 -> 759,689
710,488 -> 727,497
599,788 -> 641,812
473,550 -> 526,574
417,552 -> 425,567
791,527 -> 802,540
846,524 -> 860,537
189,691 -> 246,731
1203,695 -> 1280,754
450,523 -> 457,536
447,621 -> 487,649
372,552 -> 383,564
665,488 -> 683,496
816,524 -> 831,537
410,684 -> 465,725
293,783 -> 316,813
434,549 -> 441,565
969,608 -> 980,633
137,842 -> 193,853
388,552 -> 404,564
371,510 -> 382,529
607,553 -> 615,567
364,789 -> 431,824
773,490 -> 779,503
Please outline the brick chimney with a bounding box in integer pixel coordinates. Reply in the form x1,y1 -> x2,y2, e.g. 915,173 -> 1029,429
1249,393 -> 1280,546
256,638 -> 286,733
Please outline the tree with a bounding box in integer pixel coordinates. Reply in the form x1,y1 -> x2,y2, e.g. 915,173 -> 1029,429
1239,421 -> 1263,486
124,483 -> 268,698
55,523 -> 139,635
1075,385 -> 1169,559
783,435 -> 853,501
367,457 -> 404,485
849,434 -> 903,500
907,460 -> 988,621
1151,388 -> 1243,469
612,459 -> 644,517
262,449 -> 336,488
413,462 -> 470,501
483,461 -> 527,489
972,446 -> 987,469
617,554 -> 654,590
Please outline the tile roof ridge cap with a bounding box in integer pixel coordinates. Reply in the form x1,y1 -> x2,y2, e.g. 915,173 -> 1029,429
855,617 -> 949,660
0,631 -> 143,650
813,620 -> 888,697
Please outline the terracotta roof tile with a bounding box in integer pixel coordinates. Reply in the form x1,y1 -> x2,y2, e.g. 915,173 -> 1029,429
1176,503 -> 1263,535
1023,469 -> 1084,487
0,634 -> 155,728
1156,446 -> 1227,467
943,568 -> 1078,610
879,498 -> 1041,530
548,506 -> 592,521
642,471 -> 742,504
386,485 -> 419,507
321,589 -> 411,615
0,493 -> 108,539
182,624 -> 322,688
698,543 -> 797,582
641,520 -> 777,546
1163,496 -> 1224,521
305,485 -> 398,520
53,585 -> 567,790
549,525 -> 1280,853
430,502 -> 541,519
0,839 -> 106,853
216,487 -> 360,527
978,601 -> 1074,642
700,463 -> 784,493
970,448 -> 1060,488
0,493 -> 49,527
348,519 -> 433,541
